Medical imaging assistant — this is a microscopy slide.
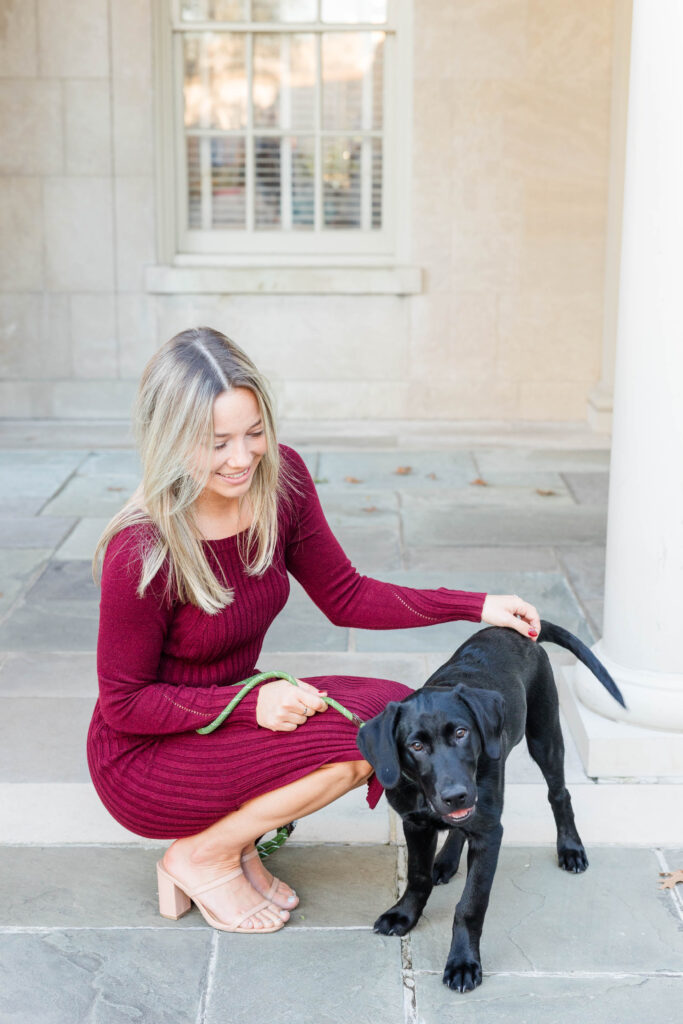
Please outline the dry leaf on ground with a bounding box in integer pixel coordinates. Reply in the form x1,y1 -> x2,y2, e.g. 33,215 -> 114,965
470,477 -> 488,487
427,473 -> 438,480
363,506 -> 378,513
395,466 -> 413,475
345,476 -> 363,484
659,870 -> 683,889
536,488 -> 557,497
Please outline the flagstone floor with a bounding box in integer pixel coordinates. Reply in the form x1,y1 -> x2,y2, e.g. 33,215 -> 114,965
0,422 -> 681,1022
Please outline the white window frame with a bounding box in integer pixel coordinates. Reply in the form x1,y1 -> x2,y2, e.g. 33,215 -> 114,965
149,0 -> 419,292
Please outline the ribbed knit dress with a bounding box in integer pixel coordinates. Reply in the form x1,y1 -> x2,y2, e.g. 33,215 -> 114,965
87,445 -> 486,839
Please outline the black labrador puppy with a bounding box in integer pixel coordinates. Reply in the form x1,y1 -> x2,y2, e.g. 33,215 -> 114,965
357,620 -> 625,993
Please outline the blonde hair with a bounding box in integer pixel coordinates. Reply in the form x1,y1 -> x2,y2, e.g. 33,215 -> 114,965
93,327 -> 294,613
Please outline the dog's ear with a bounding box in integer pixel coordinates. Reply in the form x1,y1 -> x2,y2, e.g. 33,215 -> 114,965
453,684 -> 505,760
356,702 -> 403,790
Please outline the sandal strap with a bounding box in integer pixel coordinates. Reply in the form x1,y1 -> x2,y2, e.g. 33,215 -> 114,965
188,866 -> 243,898
228,897 -> 274,930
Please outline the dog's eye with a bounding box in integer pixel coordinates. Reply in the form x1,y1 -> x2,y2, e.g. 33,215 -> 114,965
455,727 -> 468,740
409,741 -> 424,752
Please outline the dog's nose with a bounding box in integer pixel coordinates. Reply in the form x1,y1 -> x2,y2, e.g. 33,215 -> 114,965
441,786 -> 470,809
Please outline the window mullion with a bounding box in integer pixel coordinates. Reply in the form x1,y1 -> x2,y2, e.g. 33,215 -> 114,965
314,31 -> 322,233
199,32 -> 212,230
281,33 -> 292,231
246,29 -> 254,232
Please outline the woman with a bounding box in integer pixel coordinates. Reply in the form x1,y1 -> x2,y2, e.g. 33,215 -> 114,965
87,327 -> 540,935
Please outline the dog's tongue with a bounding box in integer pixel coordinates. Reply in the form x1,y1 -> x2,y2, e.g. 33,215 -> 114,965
447,806 -> 474,820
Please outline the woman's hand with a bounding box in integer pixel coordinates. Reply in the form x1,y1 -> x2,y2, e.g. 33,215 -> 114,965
481,594 -> 541,640
256,678 -> 328,732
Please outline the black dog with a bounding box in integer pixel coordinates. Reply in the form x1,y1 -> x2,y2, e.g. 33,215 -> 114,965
357,620 -> 625,993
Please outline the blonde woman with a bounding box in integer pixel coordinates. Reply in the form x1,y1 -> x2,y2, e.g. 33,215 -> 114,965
87,327 -> 541,935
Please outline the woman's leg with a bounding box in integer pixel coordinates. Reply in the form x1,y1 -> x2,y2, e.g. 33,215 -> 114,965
162,758 -> 373,930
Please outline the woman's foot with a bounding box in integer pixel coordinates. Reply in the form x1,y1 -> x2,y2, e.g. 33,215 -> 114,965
241,846 -> 299,910
162,838 -> 288,930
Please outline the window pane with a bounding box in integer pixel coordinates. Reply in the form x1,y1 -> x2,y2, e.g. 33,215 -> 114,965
372,136 -> 382,228
321,0 -> 387,23
255,136 -> 281,227
253,34 -> 316,131
181,0 -> 247,21
184,34 -> 247,130
291,137 -> 315,229
322,32 -> 384,132
187,137 -> 203,228
211,136 -> 246,227
252,0 -> 316,22
323,137 -> 361,228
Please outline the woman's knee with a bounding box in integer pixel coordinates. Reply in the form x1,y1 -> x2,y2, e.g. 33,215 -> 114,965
330,758 -> 373,788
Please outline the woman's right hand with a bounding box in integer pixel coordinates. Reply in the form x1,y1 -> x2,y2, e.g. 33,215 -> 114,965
256,678 -> 328,732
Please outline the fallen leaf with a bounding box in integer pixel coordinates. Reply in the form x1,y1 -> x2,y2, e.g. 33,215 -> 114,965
536,488 -> 557,497
106,486 -> 125,492
395,466 -> 413,475
345,476 -> 363,484
659,869 -> 683,889
427,473 -> 438,480
313,477 -> 329,484
363,506 -> 378,513
470,477 -> 488,487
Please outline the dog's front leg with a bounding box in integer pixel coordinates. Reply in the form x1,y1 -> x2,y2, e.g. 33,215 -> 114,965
443,823 -> 503,993
374,818 -> 438,936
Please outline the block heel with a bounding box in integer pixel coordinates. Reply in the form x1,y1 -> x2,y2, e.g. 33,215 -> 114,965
157,862 -> 192,919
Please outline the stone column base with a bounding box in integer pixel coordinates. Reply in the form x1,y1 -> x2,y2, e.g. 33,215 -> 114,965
559,665 -> 683,778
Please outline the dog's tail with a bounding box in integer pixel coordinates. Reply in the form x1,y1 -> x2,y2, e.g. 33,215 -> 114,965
539,620 -> 626,708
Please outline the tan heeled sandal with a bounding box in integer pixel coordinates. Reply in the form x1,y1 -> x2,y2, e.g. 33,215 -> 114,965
156,861 -> 285,933
241,849 -> 299,910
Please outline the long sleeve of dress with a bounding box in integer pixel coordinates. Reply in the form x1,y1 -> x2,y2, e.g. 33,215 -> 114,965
282,448 -> 486,628
96,529 -> 255,735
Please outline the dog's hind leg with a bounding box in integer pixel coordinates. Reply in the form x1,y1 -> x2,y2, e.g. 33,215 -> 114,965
525,665 -> 588,873
433,828 -> 466,885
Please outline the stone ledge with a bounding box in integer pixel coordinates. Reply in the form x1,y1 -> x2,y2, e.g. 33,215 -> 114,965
145,264 -> 423,295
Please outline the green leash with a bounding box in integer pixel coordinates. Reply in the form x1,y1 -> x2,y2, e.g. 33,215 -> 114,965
195,671 -> 365,860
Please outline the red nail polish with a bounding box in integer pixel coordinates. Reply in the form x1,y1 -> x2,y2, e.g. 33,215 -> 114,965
528,629 -> 538,638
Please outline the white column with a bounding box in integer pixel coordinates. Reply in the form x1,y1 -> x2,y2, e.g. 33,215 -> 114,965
572,0 -> 683,743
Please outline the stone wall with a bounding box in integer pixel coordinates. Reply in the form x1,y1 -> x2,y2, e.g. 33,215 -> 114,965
0,0 -> 615,421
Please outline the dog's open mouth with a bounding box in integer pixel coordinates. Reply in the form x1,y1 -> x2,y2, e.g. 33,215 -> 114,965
444,805 -> 476,823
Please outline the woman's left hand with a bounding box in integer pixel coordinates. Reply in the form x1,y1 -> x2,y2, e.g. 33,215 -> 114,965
481,594 -> 541,640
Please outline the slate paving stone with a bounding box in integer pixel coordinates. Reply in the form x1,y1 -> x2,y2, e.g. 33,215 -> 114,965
476,449 -> 611,474
0,516 -> 76,549
54,517 -> 110,560
0,497 -> 46,516
409,847 -> 683,975
0,599 -> 99,651
404,484 -> 575,508
563,471 -> 610,505
41,474 -> 138,517
317,451 -> 478,489
23,560 -> 100,604
0,697 -> 93,782
329,522 -> 403,572
77,451 -> 142,476
402,503 -> 607,548
0,930 -> 211,1024
414,972 -> 683,1024
262,580 -> 349,652
557,545 -> 606,601
404,545 -> 560,572
0,450 -> 85,498
205,929 -> 404,1024
0,651 -> 97,697
0,548 -> 51,614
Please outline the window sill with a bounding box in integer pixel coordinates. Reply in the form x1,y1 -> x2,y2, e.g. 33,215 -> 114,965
144,264 -> 423,296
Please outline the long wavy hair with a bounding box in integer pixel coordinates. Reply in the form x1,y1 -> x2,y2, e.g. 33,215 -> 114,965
93,327 -> 294,613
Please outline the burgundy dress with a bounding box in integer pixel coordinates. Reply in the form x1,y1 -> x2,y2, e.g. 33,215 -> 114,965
87,446 -> 486,838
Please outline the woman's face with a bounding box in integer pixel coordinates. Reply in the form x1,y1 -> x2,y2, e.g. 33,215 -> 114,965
198,388 -> 268,503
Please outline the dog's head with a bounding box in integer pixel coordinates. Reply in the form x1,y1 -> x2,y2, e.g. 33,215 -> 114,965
357,684 -> 505,824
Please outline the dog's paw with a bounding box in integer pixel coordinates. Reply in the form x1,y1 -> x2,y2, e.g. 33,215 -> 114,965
432,860 -> 458,886
373,908 -> 415,937
442,959 -> 483,993
558,843 -> 588,873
